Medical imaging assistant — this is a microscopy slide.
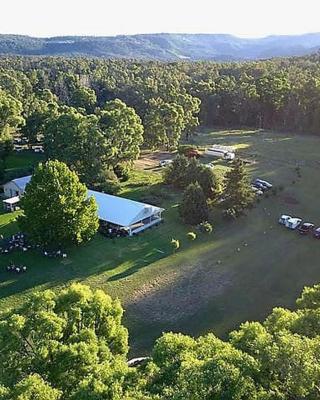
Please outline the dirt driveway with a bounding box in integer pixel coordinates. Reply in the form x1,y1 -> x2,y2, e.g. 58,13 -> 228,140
135,151 -> 176,170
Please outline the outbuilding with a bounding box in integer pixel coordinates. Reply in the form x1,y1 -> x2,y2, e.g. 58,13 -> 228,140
3,175 -> 32,199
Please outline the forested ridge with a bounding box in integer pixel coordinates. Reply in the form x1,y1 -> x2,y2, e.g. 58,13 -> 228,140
1,33 -> 320,60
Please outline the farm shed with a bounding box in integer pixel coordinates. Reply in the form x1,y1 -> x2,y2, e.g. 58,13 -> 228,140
2,176 -> 164,235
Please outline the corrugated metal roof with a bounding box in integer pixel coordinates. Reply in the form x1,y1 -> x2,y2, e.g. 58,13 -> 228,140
6,175 -> 164,228
88,190 -> 164,227
12,175 -> 32,191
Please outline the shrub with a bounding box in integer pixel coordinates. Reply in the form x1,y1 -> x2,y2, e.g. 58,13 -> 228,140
198,221 -> 213,234
187,232 -> 197,241
223,208 -> 237,220
171,238 -> 180,252
114,163 -> 131,182
98,179 -> 121,195
180,182 -> 209,225
178,144 -> 198,156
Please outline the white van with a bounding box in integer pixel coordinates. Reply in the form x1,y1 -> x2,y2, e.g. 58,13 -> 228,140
205,146 -> 235,161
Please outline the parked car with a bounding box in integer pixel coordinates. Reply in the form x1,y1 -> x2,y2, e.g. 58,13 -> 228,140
13,145 -> 24,152
279,215 -> 291,225
298,222 -> 315,235
159,159 -> 173,167
313,227 -> 320,239
252,182 -> 268,192
205,162 -> 215,169
255,178 -> 272,189
186,149 -> 201,159
251,186 -> 263,195
32,145 -> 44,153
286,217 -> 302,230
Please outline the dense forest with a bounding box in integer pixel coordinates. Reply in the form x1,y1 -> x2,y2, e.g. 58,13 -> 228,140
1,54 -> 320,185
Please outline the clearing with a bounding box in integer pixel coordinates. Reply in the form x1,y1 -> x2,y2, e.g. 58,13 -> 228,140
2,130 -> 320,355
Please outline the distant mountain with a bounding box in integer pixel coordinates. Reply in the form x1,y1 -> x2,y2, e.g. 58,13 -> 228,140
0,33 -> 320,61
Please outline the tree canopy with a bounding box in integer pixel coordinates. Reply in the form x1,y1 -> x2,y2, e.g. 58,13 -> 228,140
19,160 -> 99,246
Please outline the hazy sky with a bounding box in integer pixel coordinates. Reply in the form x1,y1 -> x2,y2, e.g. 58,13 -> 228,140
2,0 -> 320,38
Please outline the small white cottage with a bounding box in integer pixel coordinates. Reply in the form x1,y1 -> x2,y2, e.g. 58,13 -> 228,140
3,175 -> 32,198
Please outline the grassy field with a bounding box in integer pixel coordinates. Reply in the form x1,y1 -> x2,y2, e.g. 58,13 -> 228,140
2,130 -> 320,356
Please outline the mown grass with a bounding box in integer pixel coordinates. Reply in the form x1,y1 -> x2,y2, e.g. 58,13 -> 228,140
5,151 -> 45,172
2,129 -> 320,355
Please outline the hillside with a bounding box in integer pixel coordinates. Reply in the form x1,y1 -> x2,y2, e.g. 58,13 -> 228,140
0,32 -> 320,60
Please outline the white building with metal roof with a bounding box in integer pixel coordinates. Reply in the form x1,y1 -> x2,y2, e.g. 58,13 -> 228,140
3,175 -> 32,198
2,176 -> 164,235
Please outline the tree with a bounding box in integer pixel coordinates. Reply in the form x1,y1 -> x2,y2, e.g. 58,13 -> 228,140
44,107 -> 109,185
9,375 -> 61,400
164,156 -> 219,199
144,98 -> 185,149
223,158 -> 254,217
0,284 -> 130,399
0,88 -> 24,161
22,90 -> 59,145
99,99 -> 144,167
180,182 -> 209,225
163,155 -> 189,188
18,160 -> 98,247
70,86 -> 97,114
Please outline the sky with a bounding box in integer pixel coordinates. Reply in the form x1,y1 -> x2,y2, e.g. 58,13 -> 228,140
1,0 -> 320,38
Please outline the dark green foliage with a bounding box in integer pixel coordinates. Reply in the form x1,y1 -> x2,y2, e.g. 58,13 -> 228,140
223,159 -> 255,217
165,155 -> 218,199
163,155 -> 190,188
177,144 -> 199,155
113,163 -> 131,182
18,160 -> 99,246
180,182 -> 209,225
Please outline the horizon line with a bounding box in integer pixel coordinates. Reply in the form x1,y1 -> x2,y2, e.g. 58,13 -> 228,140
1,31 -> 320,40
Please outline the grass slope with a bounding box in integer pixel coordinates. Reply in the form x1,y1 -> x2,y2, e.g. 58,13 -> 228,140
1,130 -> 320,355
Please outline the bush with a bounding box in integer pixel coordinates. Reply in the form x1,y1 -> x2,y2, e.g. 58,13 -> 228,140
178,145 -> 198,156
171,238 -> 180,252
180,182 -> 209,225
97,179 -> 121,195
113,163 -> 131,182
223,208 -> 237,220
187,232 -> 197,241
198,221 -> 213,234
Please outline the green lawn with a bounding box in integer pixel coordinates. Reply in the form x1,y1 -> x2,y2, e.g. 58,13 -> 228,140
2,130 -> 320,356
5,151 -> 45,172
